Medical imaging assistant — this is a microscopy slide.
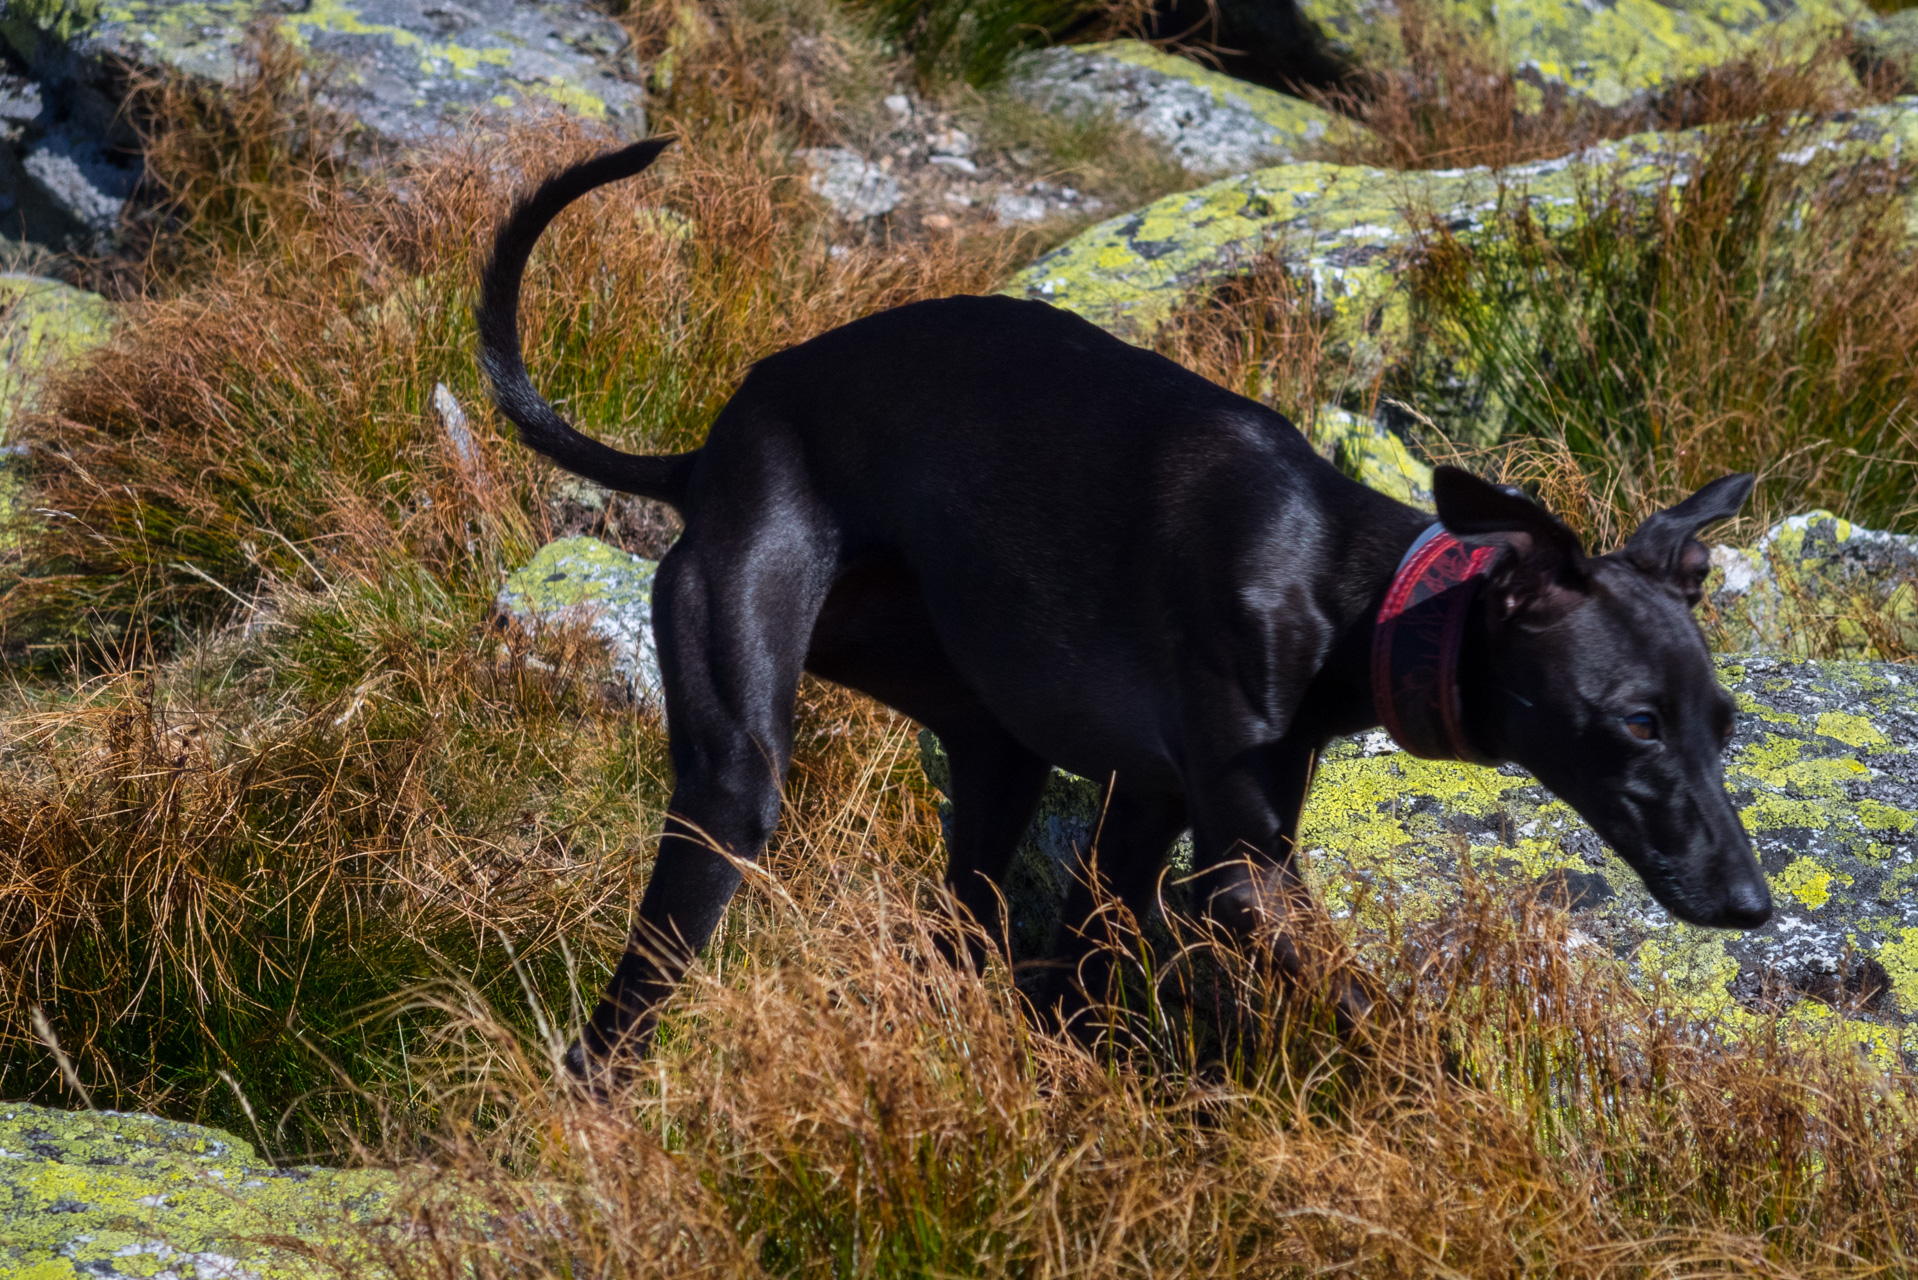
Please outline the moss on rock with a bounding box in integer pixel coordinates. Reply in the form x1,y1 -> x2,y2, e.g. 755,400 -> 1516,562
7,0 -> 644,145
1008,100 -> 1918,352
921,656 -> 1918,1064
1706,512 -> 1918,661
0,1102 -> 413,1278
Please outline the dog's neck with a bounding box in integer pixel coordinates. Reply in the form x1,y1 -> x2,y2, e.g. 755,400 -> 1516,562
1370,525 -> 1501,763
1295,504 -> 1503,761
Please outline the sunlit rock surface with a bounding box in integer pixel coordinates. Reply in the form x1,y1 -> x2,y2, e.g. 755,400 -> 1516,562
497,535 -> 664,712
0,273 -> 111,434
923,657 -> 1918,1065
1297,0 -> 1873,114
1008,40 -> 1365,175
1008,100 -> 1918,353
0,0 -> 644,146
0,1102 -> 407,1278
1707,513 -> 1918,661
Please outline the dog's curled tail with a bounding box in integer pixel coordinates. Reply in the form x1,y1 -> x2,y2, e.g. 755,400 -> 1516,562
477,137 -> 695,507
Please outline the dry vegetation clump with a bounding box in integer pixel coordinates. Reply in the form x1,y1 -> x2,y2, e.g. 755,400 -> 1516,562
1147,254 -> 1332,426
368,859 -> 1918,1277
1404,111 -> 1918,544
0,23 -> 1020,1145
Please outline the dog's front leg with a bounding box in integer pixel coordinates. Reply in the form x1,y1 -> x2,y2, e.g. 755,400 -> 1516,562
1185,738 -> 1378,1039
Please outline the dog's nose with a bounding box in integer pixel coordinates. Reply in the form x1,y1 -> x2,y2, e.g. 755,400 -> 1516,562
1716,876 -> 1773,929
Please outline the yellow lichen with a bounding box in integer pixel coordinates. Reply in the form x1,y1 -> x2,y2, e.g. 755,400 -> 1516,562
1814,711 -> 1891,750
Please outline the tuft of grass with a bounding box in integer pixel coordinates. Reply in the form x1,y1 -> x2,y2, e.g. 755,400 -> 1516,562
1146,252 -> 1335,425
848,0 -> 1145,89
0,34 -> 1027,1151
1403,111 -> 1918,542
966,90 -> 1193,209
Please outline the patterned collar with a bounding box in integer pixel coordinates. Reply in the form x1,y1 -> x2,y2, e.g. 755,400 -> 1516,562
1371,524 -> 1501,764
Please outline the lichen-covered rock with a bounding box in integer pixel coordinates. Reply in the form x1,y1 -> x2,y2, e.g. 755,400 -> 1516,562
921,657 -> 1918,1064
2,0 -> 644,148
1009,100 -> 1918,356
1860,11 -> 1918,99
1707,512 -> 1918,661
1,272 -> 112,434
1306,402 -> 1432,508
1298,0 -> 1872,114
1007,40 -> 1365,175
497,535 -> 663,711
0,1101 -> 407,1277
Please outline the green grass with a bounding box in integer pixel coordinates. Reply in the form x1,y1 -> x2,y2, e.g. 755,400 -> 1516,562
1401,113 -> 1918,542
849,0 -> 1121,87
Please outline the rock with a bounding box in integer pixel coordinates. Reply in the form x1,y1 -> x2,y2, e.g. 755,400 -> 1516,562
1,0 -> 645,151
0,67 -> 140,252
1860,11 -> 1918,95
497,535 -> 664,711
797,147 -> 902,221
920,656 -> 1918,1064
1007,39 -> 1366,175
0,1101 -> 411,1277
1306,402 -> 1432,508
990,190 -> 1048,225
1707,512 -> 1918,661
1,272 -> 113,434
1295,0 -> 1872,115
1009,100 -> 1918,358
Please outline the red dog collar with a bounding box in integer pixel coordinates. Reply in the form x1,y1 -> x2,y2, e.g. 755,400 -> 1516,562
1372,524 -> 1501,764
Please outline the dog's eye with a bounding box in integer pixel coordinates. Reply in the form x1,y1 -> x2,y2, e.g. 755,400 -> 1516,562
1624,713 -> 1659,741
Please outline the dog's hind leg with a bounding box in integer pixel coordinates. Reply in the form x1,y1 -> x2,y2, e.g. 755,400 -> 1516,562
569,521 -> 837,1084
800,554 -> 1052,970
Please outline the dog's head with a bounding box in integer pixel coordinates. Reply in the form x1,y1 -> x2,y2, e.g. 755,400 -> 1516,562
1435,466 -> 1770,929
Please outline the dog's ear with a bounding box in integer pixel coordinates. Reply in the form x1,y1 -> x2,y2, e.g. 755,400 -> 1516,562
1433,466 -> 1589,625
1621,473 -> 1754,607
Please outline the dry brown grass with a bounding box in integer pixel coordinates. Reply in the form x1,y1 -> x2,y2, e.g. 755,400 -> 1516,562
0,31 -> 1031,1145
1147,255 -> 1331,426
362,842 -> 1918,1277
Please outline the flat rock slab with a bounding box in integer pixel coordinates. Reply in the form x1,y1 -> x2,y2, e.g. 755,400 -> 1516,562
0,1102 -> 409,1278
496,534 -> 663,712
924,656 -> 1918,1066
4,0 -> 644,145
1008,40 -> 1365,176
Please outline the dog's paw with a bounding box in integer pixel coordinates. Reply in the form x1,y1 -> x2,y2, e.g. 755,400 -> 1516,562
562,1038 -> 627,1106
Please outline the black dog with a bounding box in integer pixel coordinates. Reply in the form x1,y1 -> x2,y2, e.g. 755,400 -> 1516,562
478,139 -> 1771,1081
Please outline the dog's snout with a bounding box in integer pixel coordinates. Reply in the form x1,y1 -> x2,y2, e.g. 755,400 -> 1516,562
1713,875 -> 1773,929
